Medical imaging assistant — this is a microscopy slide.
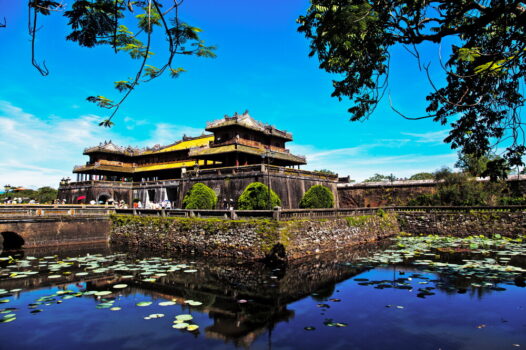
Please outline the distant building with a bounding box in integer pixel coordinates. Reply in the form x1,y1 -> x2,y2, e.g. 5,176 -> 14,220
59,112 -> 338,208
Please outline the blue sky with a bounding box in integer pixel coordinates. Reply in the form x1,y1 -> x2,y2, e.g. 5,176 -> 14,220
0,0 -> 457,188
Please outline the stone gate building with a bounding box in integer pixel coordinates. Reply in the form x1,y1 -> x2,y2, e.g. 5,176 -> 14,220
58,112 -> 339,208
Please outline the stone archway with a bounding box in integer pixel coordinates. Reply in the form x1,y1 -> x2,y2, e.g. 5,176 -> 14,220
97,193 -> 112,204
0,231 -> 25,250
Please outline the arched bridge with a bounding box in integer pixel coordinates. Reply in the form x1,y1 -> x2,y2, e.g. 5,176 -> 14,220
0,206 -> 112,250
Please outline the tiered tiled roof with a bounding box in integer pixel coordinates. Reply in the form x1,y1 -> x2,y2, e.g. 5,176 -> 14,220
206,112 -> 293,141
83,134 -> 213,156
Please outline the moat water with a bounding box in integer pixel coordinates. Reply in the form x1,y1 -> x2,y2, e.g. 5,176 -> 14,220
0,236 -> 525,350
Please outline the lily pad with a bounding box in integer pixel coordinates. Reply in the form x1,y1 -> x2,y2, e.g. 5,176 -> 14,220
175,314 -> 193,321
172,322 -> 189,329
159,301 -> 176,306
136,301 -> 152,307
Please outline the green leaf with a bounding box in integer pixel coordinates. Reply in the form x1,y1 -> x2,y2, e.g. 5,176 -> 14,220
98,119 -> 115,128
87,96 -> 114,108
144,65 -> 160,79
169,67 -> 186,78
457,47 -> 481,62
114,80 -> 133,92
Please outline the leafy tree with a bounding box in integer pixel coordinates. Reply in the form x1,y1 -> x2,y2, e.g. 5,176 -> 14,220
299,185 -> 334,208
237,182 -> 281,210
36,186 -> 58,203
409,172 -> 434,181
455,152 -> 510,181
414,167 -> 505,206
182,183 -> 217,209
363,173 -> 397,182
313,169 -> 337,176
499,196 -> 526,205
455,152 -> 493,177
298,1 -> 526,178
407,193 -> 439,206
0,186 -> 58,203
20,0 -> 215,125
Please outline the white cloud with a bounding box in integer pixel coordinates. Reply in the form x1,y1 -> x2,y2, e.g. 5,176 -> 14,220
0,100 -> 457,187
402,130 -> 450,144
144,123 -> 206,146
0,101 -> 210,188
0,101 -> 128,188
295,141 -> 456,181
123,116 -> 148,130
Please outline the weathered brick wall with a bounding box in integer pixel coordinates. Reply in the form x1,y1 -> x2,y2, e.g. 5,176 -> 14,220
337,178 -> 526,208
398,211 -> 526,237
59,172 -> 338,209
178,172 -> 339,209
338,183 -> 436,208
0,217 -> 110,248
109,214 -> 400,261
58,182 -> 133,204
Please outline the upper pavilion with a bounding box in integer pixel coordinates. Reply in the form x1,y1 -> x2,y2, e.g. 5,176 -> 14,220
73,112 -> 306,182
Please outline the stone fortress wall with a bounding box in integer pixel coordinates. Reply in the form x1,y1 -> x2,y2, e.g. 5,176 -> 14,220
337,176 -> 526,208
59,165 -> 339,210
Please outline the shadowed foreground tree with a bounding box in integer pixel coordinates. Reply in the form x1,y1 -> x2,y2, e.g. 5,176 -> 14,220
20,0 -> 215,126
298,1 -> 526,179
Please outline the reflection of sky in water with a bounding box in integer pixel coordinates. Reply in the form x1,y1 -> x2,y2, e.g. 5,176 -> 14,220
0,243 -> 525,350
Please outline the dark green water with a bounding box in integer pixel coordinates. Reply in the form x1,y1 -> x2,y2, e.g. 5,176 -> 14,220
0,236 -> 525,350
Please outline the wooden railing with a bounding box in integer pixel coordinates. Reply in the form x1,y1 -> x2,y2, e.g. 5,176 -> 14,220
183,164 -> 338,180
210,138 -> 289,153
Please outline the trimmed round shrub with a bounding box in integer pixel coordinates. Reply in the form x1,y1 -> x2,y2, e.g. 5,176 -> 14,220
182,183 -> 217,209
237,182 -> 281,210
299,185 -> 334,208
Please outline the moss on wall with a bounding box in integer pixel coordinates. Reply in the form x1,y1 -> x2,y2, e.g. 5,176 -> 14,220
109,213 -> 399,260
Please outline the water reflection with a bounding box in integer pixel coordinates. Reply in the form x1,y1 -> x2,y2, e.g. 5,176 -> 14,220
0,242 -> 384,347
1,239 -> 525,350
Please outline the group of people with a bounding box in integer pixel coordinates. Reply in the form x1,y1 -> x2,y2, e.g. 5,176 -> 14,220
133,200 -> 172,209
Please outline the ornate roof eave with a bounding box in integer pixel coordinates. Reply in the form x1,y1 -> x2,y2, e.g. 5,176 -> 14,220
205,113 -> 293,141
73,160 -> 206,174
82,134 -> 214,157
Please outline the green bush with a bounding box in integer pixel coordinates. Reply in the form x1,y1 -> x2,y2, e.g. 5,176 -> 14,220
182,183 -> 217,209
499,196 -> 526,205
299,185 -> 334,208
407,193 -> 440,206
237,182 -> 281,210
